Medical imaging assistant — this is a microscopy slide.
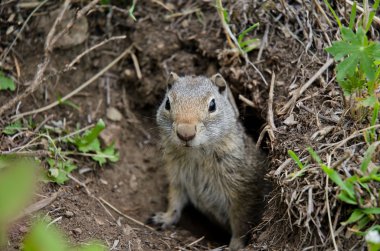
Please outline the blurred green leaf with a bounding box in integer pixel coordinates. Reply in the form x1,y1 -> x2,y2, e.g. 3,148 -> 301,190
361,142 -> 380,173
2,120 -> 22,135
343,209 -> 365,225
0,71 -> 15,91
23,221 -> 67,251
0,157 -> 37,223
47,159 -> 77,184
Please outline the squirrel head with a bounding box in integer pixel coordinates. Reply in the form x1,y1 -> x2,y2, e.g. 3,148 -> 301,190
157,73 -> 238,147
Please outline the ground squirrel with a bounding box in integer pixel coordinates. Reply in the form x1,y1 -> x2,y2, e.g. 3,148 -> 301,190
150,73 -> 268,250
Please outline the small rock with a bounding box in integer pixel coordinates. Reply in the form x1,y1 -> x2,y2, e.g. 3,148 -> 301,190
129,174 -> 138,192
65,211 -> 74,218
283,114 -> 297,125
106,107 -> 123,121
99,178 -> 108,185
73,228 -> 82,235
19,226 -> 29,233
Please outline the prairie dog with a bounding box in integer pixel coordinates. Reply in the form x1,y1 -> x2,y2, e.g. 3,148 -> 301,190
151,73 -> 268,250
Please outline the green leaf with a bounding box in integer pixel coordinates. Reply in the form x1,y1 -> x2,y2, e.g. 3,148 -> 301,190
75,119 -> 106,152
2,120 -> 22,135
359,51 -> 376,82
361,96 -> 377,107
238,23 -> 259,44
307,147 -> 322,164
361,142 -> 380,173
288,150 -> 304,169
92,144 -> 119,165
362,208 -> 380,215
23,220 -> 67,251
341,27 -> 356,42
47,159 -> 77,184
336,53 -> 359,82
321,164 -> 355,199
0,71 -> 15,91
326,41 -> 351,60
356,215 -> 371,231
0,158 -> 37,223
342,209 -> 365,225
338,191 -> 358,205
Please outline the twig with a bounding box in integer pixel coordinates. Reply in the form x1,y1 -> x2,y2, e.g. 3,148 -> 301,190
325,176 -> 339,251
278,58 -> 334,115
238,94 -> 254,107
257,23 -> 269,62
130,51 -> 142,80
0,0 -> 49,63
15,192 -> 59,220
187,236 -> 205,247
66,35 -> 127,69
268,73 -> 277,130
11,46 -> 132,120
0,0 -> 71,117
99,197 -> 156,231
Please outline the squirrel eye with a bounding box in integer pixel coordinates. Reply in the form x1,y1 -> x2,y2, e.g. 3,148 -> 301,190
165,98 -> 171,111
208,98 -> 216,112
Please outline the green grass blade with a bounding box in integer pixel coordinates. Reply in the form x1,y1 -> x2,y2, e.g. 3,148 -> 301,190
349,1 -> 357,30
362,208 -> 380,214
288,150 -> 304,169
342,209 -> 365,225
360,142 -> 380,173
307,147 -> 322,164
323,0 -> 342,29
238,23 -> 259,44
366,0 -> 380,31
321,164 -> 355,199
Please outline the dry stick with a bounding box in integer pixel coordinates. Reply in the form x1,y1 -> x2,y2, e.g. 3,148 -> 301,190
15,192 -> 59,221
238,94 -> 254,107
346,0 -> 380,25
130,51 -> 142,80
268,73 -> 277,130
0,0 -> 49,63
99,197 -> 156,232
66,35 -> 126,69
278,58 -> 334,115
257,23 -> 269,62
0,0 -> 71,117
325,176 -> 339,251
11,46 -> 132,120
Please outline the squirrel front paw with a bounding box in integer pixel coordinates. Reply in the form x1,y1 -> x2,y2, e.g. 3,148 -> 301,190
147,211 -> 179,229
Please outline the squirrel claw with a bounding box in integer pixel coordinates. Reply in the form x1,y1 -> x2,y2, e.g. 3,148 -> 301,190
146,212 -> 176,229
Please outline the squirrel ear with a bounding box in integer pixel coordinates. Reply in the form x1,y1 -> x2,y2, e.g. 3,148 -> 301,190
211,73 -> 227,93
167,72 -> 179,89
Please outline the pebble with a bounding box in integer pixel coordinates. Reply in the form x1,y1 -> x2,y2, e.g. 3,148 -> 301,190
106,107 -> 123,121
65,210 -> 74,218
73,228 -> 82,235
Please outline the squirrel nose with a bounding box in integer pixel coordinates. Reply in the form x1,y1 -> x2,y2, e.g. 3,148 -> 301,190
176,124 -> 196,142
